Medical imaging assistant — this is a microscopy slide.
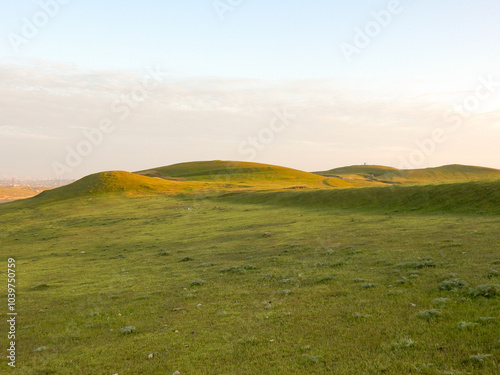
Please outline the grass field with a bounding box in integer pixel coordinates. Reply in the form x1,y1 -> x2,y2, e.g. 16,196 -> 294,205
136,160 -> 355,188
1,162 -> 499,374
317,164 -> 500,185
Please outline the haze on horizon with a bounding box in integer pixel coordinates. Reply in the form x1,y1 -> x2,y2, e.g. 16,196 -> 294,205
1,0 -> 499,179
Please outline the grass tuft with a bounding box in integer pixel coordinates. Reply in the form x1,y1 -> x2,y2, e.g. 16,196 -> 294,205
439,278 -> 469,291
456,321 -> 479,330
120,326 -> 136,334
398,259 -> 436,269
30,284 -> 50,291
469,284 -> 500,298
431,297 -> 449,305
190,280 -> 205,287
417,309 -> 441,320
486,269 -> 499,278
391,337 -> 416,349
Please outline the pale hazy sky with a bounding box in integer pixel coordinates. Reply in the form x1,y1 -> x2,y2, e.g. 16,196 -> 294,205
1,0 -> 499,179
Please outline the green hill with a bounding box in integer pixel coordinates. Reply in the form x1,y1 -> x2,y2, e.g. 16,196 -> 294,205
317,164 -> 500,184
317,165 -> 398,177
31,171 -> 197,202
136,160 -> 351,189
221,179 -> 500,214
6,162 -> 500,207
381,164 -> 500,183
9,161 -> 352,206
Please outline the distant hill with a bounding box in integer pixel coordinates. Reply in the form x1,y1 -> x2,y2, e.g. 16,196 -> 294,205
4,162 -> 500,206
317,165 -> 398,177
316,164 -> 500,184
18,161 -> 352,204
136,160 -> 352,189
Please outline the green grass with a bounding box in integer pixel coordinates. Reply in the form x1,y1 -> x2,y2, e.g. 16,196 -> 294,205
1,180 -> 499,374
316,164 -> 398,177
31,171 -> 207,203
1,163 -> 500,373
136,160 -> 352,188
317,164 -> 500,185
220,179 -> 500,214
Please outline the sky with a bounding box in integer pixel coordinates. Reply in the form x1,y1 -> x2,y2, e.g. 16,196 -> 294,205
1,0 -> 499,179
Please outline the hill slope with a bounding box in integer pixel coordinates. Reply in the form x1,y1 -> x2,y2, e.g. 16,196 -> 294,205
317,164 -> 500,184
317,165 -> 398,177
381,164 -> 500,183
221,179 -> 500,214
7,162 -> 500,206
136,160 -> 352,189
32,171 -> 196,201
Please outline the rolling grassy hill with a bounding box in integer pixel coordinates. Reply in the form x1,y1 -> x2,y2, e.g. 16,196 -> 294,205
136,160 -> 352,189
317,164 -> 500,185
7,161 -> 352,208
221,179 -> 500,214
30,171 -> 205,202
384,165 -> 500,183
7,161 -> 500,210
316,164 -> 398,178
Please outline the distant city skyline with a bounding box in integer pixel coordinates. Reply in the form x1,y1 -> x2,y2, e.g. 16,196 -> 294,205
1,0 -> 499,179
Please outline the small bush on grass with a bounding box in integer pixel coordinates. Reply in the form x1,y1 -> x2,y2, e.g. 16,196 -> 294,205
120,326 -> 135,334
439,278 -> 469,291
456,321 -> 479,330
417,309 -> 441,321
190,280 -> 205,287
469,284 -> 500,298
398,259 -> 436,269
